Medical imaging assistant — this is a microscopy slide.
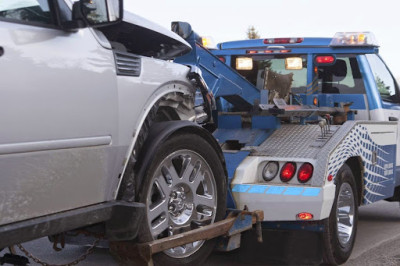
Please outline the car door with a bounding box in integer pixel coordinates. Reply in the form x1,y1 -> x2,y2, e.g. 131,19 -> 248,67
0,0 -> 118,225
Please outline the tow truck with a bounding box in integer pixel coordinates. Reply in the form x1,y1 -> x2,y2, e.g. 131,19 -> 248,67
172,24 -> 400,265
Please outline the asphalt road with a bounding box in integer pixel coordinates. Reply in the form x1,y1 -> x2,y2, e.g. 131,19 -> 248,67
2,201 -> 400,265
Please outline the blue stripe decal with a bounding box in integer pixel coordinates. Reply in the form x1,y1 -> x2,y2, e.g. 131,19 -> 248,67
248,185 -> 269,194
302,188 -> 321,197
265,186 -> 286,195
283,187 -> 304,196
232,184 -> 252,193
232,184 -> 322,197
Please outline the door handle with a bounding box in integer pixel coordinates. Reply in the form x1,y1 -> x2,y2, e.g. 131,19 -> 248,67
389,116 -> 398,121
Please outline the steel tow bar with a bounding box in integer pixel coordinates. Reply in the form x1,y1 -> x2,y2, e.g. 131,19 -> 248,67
113,209 -> 264,265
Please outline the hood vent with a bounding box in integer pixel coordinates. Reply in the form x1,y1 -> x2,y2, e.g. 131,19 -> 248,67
114,51 -> 141,77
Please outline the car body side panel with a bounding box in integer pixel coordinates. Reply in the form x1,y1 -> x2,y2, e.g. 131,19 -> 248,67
0,21 -> 119,226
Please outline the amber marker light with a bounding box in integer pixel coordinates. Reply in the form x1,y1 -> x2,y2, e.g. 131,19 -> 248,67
297,212 -> 314,220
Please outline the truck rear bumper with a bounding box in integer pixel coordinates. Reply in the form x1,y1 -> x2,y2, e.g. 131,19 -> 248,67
231,184 -> 335,221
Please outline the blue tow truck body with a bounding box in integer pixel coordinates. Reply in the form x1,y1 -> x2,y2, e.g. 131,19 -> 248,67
175,27 -> 400,206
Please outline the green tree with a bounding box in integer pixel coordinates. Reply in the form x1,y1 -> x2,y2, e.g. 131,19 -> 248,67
376,75 -> 390,98
246,26 -> 260,39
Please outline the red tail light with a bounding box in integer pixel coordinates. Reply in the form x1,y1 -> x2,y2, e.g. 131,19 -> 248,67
246,50 -> 292,54
264,38 -> 303,44
280,162 -> 296,182
315,56 -> 335,64
218,56 -> 226,63
298,163 -> 313,183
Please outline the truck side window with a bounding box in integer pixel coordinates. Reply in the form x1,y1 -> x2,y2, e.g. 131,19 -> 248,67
366,54 -> 399,103
317,55 -> 366,94
0,0 -> 53,25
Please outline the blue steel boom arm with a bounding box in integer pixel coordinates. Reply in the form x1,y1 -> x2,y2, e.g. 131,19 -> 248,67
172,22 -> 261,111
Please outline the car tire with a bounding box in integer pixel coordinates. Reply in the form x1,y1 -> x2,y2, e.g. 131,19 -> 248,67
137,131 -> 226,265
323,164 -> 358,265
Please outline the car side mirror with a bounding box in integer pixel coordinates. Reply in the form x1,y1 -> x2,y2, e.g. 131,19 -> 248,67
171,22 -> 193,40
72,0 -> 123,28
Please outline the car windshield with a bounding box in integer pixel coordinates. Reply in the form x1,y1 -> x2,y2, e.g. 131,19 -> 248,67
0,0 -> 51,24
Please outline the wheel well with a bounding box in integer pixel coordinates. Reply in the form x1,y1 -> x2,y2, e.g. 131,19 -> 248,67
118,91 -> 195,202
155,106 -> 180,121
156,92 -> 195,122
345,157 -> 363,206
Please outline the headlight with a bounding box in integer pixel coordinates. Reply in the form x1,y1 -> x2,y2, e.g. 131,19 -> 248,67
262,161 -> 279,181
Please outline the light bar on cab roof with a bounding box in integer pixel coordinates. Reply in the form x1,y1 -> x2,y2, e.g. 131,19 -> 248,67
330,32 -> 378,47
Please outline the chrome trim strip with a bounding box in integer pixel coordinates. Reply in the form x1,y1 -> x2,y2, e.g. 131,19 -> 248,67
0,136 -> 112,155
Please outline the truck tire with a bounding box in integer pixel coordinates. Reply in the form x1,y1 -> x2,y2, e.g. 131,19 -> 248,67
323,164 -> 358,265
140,132 -> 226,265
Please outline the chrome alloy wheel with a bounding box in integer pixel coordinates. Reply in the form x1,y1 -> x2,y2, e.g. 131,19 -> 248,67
145,149 -> 217,258
336,182 -> 355,247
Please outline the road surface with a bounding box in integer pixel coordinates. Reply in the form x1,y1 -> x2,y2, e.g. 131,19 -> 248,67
2,201 -> 400,265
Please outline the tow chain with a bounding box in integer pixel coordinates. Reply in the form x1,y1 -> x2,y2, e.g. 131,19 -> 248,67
15,237 -> 101,266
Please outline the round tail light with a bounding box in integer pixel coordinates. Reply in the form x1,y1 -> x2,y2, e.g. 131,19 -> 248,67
262,161 -> 279,181
298,163 -> 313,183
280,162 -> 296,182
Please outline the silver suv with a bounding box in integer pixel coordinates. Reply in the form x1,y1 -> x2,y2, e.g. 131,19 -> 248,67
0,1 -> 226,265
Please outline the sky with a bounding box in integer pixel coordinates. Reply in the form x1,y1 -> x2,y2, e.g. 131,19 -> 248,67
125,0 -> 400,79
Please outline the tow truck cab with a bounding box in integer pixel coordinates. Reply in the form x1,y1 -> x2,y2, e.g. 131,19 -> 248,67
213,33 -> 400,124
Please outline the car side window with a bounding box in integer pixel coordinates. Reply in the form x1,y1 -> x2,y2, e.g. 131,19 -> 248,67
0,0 -> 52,25
366,54 -> 399,103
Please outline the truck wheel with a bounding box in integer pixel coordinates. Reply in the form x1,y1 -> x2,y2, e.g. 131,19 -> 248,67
139,132 -> 226,265
323,164 -> 358,265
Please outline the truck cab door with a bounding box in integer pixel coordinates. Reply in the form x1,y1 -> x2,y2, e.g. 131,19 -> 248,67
0,1 -> 118,225
364,54 -> 400,182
